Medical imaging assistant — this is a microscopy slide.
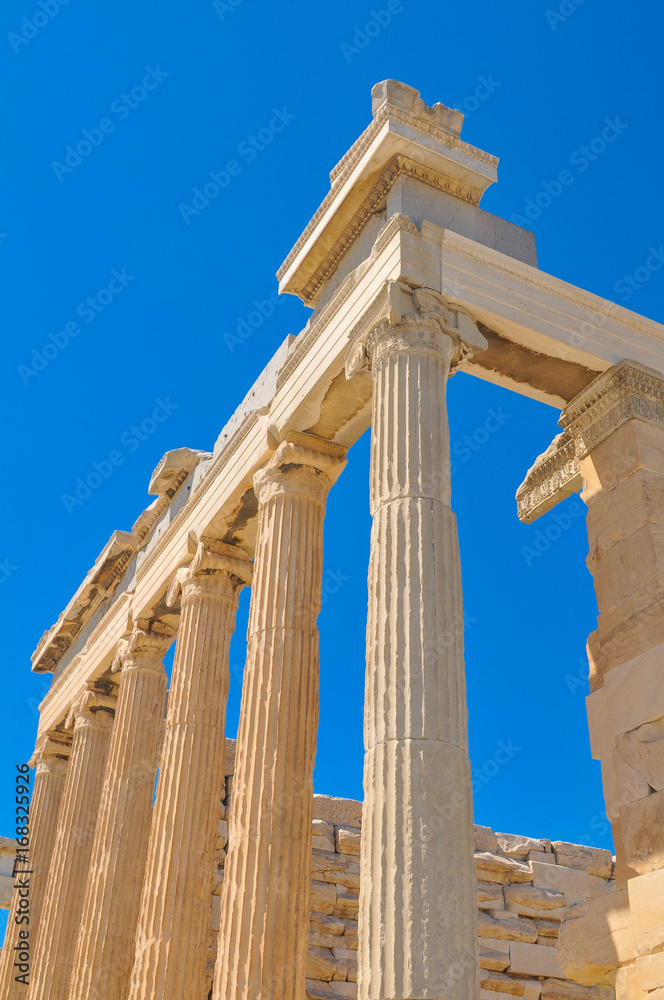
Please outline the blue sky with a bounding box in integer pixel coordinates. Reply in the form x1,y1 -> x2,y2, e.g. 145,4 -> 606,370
2,0 -> 663,940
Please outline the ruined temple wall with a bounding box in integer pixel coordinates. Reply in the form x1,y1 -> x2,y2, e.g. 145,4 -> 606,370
207,741 -> 617,1000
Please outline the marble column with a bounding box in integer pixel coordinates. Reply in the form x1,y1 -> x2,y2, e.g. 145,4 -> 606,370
27,686 -> 116,1000
128,541 -> 252,1000
212,432 -> 347,1000
68,624 -> 174,1000
348,286 -> 487,1000
0,731 -> 71,1000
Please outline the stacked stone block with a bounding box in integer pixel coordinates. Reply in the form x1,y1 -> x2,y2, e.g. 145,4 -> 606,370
205,741 -> 616,1000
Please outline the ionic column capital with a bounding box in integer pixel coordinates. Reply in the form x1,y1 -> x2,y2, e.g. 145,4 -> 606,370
345,280 -> 487,377
112,621 -> 175,676
254,431 -> 348,503
166,538 -> 253,606
65,686 -> 117,731
29,729 -> 72,770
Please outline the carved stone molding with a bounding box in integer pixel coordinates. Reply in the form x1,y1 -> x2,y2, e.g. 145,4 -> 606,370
29,729 -> 73,767
516,432 -> 582,524
291,153 -> 485,305
65,685 -> 117,730
166,538 -> 253,606
560,359 -> 664,457
253,431 -> 348,505
516,361 -> 664,522
111,622 -> 176,676
345,281 -> 488,378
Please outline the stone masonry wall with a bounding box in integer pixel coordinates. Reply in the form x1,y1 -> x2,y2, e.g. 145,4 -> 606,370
207,742 -> 617,1000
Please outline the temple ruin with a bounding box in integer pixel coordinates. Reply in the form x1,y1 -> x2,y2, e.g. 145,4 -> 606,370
2,80 -> 663,1000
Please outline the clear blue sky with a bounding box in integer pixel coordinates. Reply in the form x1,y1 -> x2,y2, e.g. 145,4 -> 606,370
2,0 -> 663,942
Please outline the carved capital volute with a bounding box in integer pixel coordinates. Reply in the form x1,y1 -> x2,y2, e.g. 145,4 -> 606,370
111,621 -> 175,676
253,431 -> 348,504
345,281 -> 487,378
28,729 -> 72,769
65,684 -> 117,732
166,538 -> 254,606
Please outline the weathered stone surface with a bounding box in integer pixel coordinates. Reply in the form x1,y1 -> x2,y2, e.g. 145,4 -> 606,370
497,833 -> 545,858
478,911 -> 538,943
551,843 -> 614,879
531,861 -> 590,898
482,970 -> 528,995
621,788 -> 664,874
312,849 -> 361,891
476,825 -> 500,852
476,852 -> 534,884
334,885 -> 359,919
539,979 -> 614,1000
313,820 -> 337,853
627,867 -> 664,955
536,920 -> 559,939
505,884 -> 566,912
635,952 -> 664,992
557,891 -> 635,986
311,881 -> 338,915
335,825 -> 361,856
509,941 -> 564,978
314,796 -> 362,828
306,980 -> 357,1000
307,947 -> 338,982
481,945 -> 511,972
478,881 -> 506,906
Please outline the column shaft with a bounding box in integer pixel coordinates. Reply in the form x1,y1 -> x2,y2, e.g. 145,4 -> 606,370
212,433 -> 346,1000
0,734 -> 70,1000
27,688 -> 116,1000
359,317 -> 479,1000
69,624 -> 173,1000
128,543 -> 251,1000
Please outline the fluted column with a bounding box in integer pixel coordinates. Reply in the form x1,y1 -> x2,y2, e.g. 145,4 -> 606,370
0,731 -> 71,1000
348,284 -> 487,1000
68,623 -> 174,1000
212,431 -> 347,1000
27,686 -> 116,1000
128,541 -> 252,1000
